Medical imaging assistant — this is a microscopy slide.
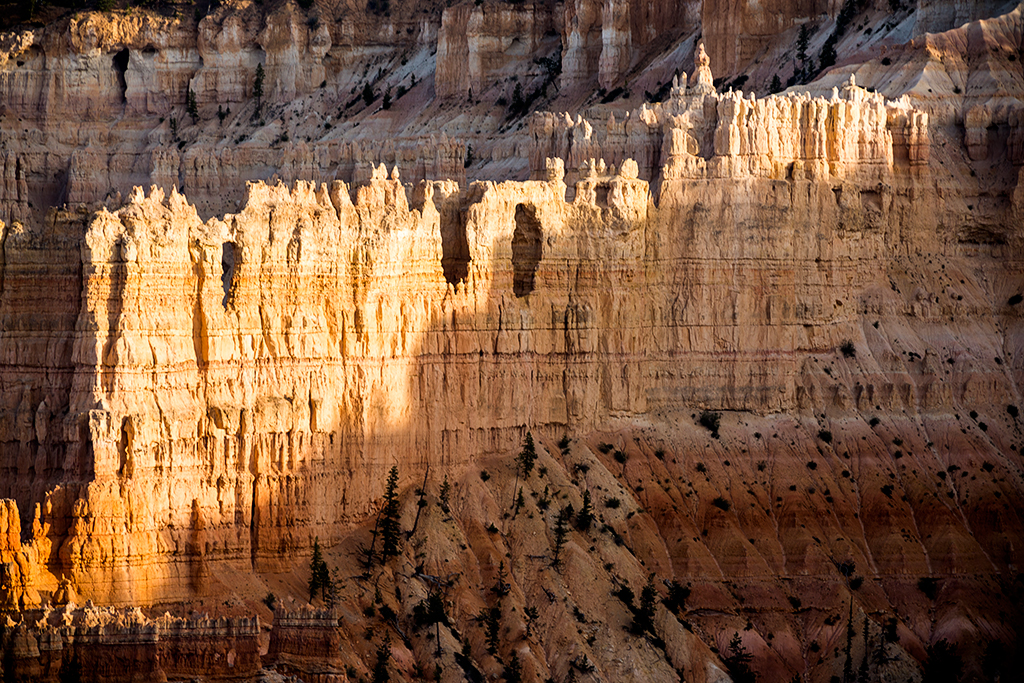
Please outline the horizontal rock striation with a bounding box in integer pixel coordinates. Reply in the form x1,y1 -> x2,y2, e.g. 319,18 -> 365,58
1,604 -> 260,682
0,74 -> 1019,617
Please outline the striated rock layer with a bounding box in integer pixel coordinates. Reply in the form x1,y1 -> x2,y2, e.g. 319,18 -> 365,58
0,65 -> 1019,599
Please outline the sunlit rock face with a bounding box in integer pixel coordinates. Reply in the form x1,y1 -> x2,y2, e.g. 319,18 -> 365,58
0,3 -> 1023,682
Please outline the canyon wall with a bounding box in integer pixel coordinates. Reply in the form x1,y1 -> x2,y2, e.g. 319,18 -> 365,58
0,79 -> 1021,612
0,3 -> 1023,680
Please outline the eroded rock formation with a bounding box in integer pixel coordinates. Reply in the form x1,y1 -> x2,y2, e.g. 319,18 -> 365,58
0,1 -> 1023,681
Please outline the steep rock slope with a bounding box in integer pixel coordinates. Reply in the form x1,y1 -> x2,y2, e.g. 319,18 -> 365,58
0,72 -> 1022,679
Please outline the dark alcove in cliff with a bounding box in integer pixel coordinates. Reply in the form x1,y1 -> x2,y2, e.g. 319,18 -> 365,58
112,48 -> 129,103
221,242 -> 237,307
512,203 -> 542,297
441,205 -> 470,286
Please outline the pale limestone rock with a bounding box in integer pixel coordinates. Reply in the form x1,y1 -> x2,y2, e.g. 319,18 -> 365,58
689,42 -> 715,96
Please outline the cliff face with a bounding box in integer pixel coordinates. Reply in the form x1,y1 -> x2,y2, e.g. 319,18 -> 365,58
1,1 -> 1023,681
0,66 -> 1022,679
3,0 -> 1012,229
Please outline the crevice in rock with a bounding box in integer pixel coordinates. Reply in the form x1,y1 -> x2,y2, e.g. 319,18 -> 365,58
440,204 -> 470,286
221,241 -> 237,307
112,48 -> 129,104
512,203 -> 542,297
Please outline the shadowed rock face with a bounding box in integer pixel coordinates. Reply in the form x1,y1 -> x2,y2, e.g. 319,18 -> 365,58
0,2 -> 1023,681
0,75 -> 1021,679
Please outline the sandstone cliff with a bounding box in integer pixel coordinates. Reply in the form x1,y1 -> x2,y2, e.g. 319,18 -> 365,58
2,0 -> 1017,227
0,67 -> 1022,679
0,1 -> 1023,681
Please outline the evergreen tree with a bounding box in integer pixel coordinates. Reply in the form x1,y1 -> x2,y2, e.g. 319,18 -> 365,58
362,82 -> 375,106
517,432 -> 537,477
770,74 -> 782,94
551,504 -> 572,567
372,632 -> 392,683
858,616 -> 870,683
439,475 -> 451,515
309,537 -> 324,601
819,36 -> 838,70
186,88 -> 198,124
628,575 -> 657,636
525,606 -> 539,637
380,466 -> 402,559
484,605 -> 501,654
922,640 -> 962,683
796,24 -> 810,66
723,632 -> 757,683
503,652 -> 523,683
413,588 -> 448,657
253,64 -> 265,118
575,490 -> 594,531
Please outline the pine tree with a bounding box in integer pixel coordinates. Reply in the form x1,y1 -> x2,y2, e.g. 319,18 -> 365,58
413,588 -> 448,657
309,537 -> 324,601
372,632 -> 392,683
439,476 -> 451,514
503,652 -> 523,683
770,74 -> 782,94
484,604 -> 501,654
525,606 -> 539,637
517,432 -> 537,477
253,64 -> 265,118
380,466 -> 402,559
186,88 -> 198,124
551,504 -> 572,567
723,632 -> 757,683
629,575 -> 657,636
796,24 -> 810,66
576,490 -> 594,531
858,616 -> 870,682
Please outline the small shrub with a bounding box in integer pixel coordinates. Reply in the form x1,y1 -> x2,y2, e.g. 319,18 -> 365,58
699,410 -> 722,437
480,470 -> 490,481
881,57 -> 892,66
663,580 -> 690,614
711,496 -> 731,512
1008,404 -> 1019,418
486,522 -> 499,534
806,461 -> 818,470
613,450 -> 627,464
869,416 -> 880,427
840,340 -> 856,358
696,462 -> 707,474
818,429 -> 833,444
598,442 -> 614,454
263,592 -> 277,610
849,576 -> 863,590
788,596 -> 802,610
917,577 -> 939,600
558,435 -> 571,450
881,484 -> 894,498
605,497 -> 621,509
